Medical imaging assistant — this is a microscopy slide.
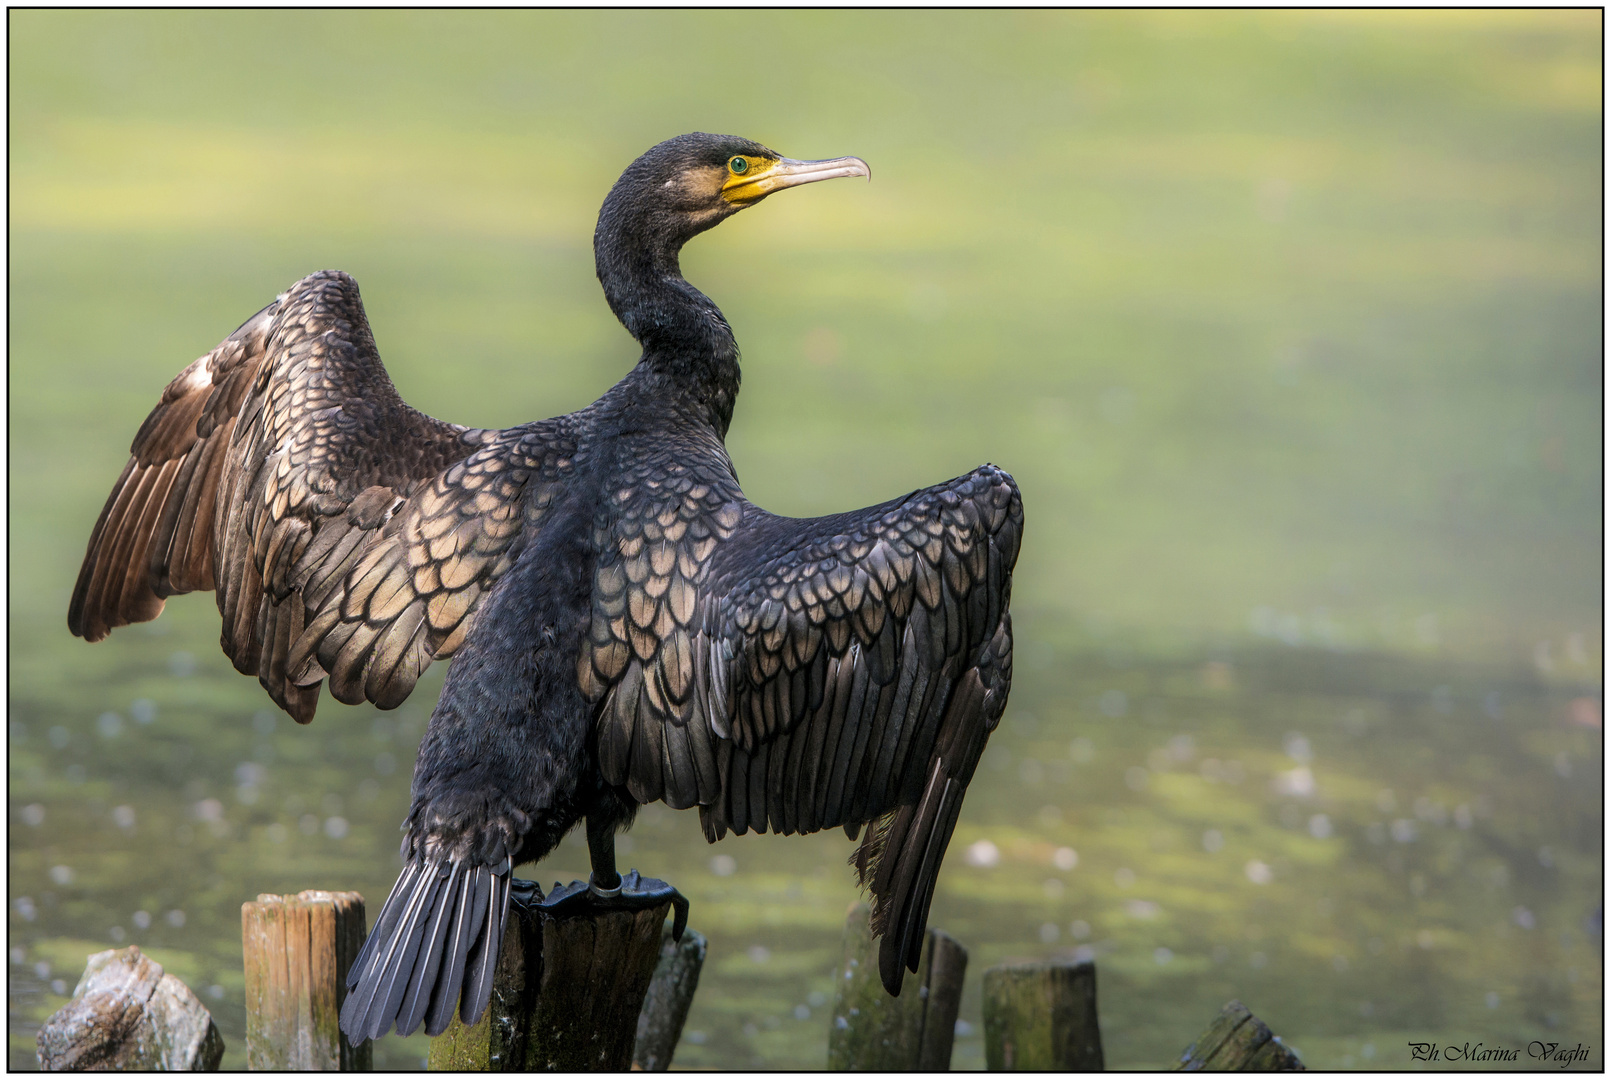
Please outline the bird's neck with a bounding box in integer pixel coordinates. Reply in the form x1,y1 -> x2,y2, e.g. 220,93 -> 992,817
596,226 -> 742,437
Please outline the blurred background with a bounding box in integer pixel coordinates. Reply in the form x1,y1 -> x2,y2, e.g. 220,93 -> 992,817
8,10 -> 1601,1070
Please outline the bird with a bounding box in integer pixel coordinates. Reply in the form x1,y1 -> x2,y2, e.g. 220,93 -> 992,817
67,132 -> 1022,1043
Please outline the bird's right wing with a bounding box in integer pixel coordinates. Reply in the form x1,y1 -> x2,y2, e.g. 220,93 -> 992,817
69,270 -> 567,722
703,467 -> 1021,994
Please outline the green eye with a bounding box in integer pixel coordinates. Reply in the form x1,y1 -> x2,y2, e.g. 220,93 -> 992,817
729,157 -> 749,175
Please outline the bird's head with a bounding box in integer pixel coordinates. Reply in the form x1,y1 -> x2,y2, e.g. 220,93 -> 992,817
597,133 -> 871,259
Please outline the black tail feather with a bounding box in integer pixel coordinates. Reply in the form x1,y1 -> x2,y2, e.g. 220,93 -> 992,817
423,865 -> 482,1036
341,868 -> 424,1039
461,868 -> 492,965
339,857 -> 510,1044
351,870 -> 438,1044
363,864 -> 445,1041
348,860 -> 420,991
428,870 -> 489,1038
459,871 -> 506,1026
395,863 -> 463,1036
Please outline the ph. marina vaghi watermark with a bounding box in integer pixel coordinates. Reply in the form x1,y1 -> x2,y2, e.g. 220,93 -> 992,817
1407,1041 -> 1592,1067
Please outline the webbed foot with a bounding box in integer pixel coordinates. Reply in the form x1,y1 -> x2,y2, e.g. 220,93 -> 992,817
535,869 -> 688,940
509,877 -> 544,907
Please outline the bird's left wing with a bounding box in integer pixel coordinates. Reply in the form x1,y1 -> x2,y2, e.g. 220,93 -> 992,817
583,463 -> 1022,992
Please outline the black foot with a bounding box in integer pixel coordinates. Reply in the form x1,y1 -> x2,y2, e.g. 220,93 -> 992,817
509,877 -> 545,907
535,869 -> 688,941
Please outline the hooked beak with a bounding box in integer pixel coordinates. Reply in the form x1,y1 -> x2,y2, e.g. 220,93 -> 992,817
722,155 -> 872,205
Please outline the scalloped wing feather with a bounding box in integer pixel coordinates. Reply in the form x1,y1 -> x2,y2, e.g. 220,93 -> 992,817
69,270 -> 568,724
583,460 -> 1021,990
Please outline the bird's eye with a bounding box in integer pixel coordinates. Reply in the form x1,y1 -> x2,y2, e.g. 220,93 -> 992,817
729,157 -> 749,175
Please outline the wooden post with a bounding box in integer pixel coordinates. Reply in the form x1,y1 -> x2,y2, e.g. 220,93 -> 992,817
632,927 -> 708,1071
427,902 -> 541,1071
525,903 -> 670,1069
826,901 -> 968,1070
982,959 -> 1103,1070
1173,1000 -> 1305,1071
242,890 -> 370,1071
429,899 -> 672,1071
916,928 -> 969,1071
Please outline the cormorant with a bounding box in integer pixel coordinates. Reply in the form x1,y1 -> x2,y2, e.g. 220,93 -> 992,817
68,133 -> 1022,1042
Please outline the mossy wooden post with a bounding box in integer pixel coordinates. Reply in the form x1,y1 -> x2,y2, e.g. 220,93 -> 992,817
827,901 -> 969,1070
242,890 -> 370,1070
632,926 -> 708,1070
427,902 -> 541,1070
1173,1000 -> 1305,1071
430,899 -> 671,1071
982,959 -> 1103,1070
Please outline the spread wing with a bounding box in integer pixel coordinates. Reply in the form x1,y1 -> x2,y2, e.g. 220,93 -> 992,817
584,463 -> 1022,993
68,270 -> 565,722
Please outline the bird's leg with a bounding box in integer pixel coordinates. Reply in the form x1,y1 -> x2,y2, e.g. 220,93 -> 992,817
535,815 -> 689,940
586,813 -> 622,896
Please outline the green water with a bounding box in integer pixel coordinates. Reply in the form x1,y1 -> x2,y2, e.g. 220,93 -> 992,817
9,10 -> 1601,1070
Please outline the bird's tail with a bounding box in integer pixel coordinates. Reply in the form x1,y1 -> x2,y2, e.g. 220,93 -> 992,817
340,855 -> 511,1042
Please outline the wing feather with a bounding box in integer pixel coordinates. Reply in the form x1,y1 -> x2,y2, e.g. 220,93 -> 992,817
722,742 -> 748,836
661,712 -> 699,811
766,719 -> 791,834
586,464 -> 1020,996
844,675 -> 894,827
868,633 -> 923,804
811,652 -> 854,826
366,599 -> 430,710
824,651 -> 874,827
629,685 -> 667,804
598,662 -> 642,787
781,699 -> 813,834
328,620 -> 386,705
114,458 -> 183,623
748,741 -> 771,834
71,271 -> 577,725
78,461 -> 158,635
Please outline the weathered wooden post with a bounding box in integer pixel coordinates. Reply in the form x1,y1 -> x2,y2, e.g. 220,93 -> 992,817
429,900 -> 672,1070
632,926 -> 709,1071
982,959 -> 1103,1070
1173,1000 -> 1305,1071
914,929 -> 969,1070
242,890 -> 370,1070
525,903 -> 670,1069
827,901 -> 968,1070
